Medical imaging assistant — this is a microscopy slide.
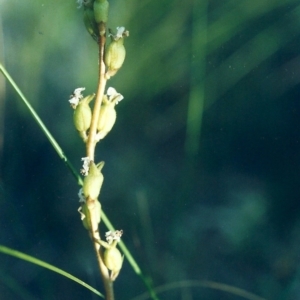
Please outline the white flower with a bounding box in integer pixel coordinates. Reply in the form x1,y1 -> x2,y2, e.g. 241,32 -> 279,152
105,230 -> 123,244
69,87 -> 85,108
69,96 -> 80,108
78,188 -> 86,203
108,27 -> 129,41
74,87 -> 85,97
107,87 -> 124,104
81,156 -> 91,176
116,27 -> 126,38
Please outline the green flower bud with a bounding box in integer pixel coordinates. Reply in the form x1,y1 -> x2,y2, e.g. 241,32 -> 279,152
93,230 -> 123,280
83,8 -> 99,41
73,94 -> 95,132
97,95 -> 116,139
93,0 -> 109,24
105,38 -> 125,78
104,246 -> 124,281
104,27 -> 129,78
96,88 -> 123,141
83,161 -> 105,200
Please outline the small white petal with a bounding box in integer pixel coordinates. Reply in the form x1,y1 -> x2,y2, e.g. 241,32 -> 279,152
81,157 -> 91,176
69,87 -> 85,108
105,230 -> 123,244
69,96 -> 80,107
78,188 -> 86,203
107,87 -> 124,104
81,156 -> 91,164
114,94 -> 124,104
107,87 -> 117,97
73,87 -> 85,98
116,27 -> 125,38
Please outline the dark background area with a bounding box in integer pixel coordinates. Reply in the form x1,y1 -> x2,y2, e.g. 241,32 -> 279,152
1,0 -> 300,299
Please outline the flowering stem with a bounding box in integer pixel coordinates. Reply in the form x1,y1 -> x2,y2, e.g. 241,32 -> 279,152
86,26 -> 107,160
85,23 -> 115,300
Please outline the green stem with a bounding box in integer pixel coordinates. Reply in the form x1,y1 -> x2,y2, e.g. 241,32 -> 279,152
0,245 -> 104,298
83,24 -> 115,300
0,63 -> 81,186
86,25 -> 107,161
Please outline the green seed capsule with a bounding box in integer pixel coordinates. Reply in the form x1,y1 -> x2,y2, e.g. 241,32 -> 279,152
104,246 -> 123,280
105,39 -> 126,78
73,102 -> 91,132
97,96 -> 117,140
93,0 -> 109,24
73,94 -> 95,132
83,161 -> 105,200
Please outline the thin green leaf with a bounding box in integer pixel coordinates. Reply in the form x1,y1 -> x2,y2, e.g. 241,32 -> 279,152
0,245 -> 104,298
0,63 -> 81,186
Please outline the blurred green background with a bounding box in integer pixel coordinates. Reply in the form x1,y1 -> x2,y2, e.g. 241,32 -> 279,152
1,0 -> 300,299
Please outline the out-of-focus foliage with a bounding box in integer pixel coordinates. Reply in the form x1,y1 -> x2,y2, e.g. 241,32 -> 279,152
1,0 -> 300,299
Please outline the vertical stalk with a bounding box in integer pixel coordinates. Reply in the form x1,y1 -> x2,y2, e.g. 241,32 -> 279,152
86,25 -> 107,160
86,22 -> 114,300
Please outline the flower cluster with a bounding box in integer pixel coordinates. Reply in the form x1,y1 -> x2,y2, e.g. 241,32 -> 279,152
105,230 -> 123,244
69,87 -> 85,108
